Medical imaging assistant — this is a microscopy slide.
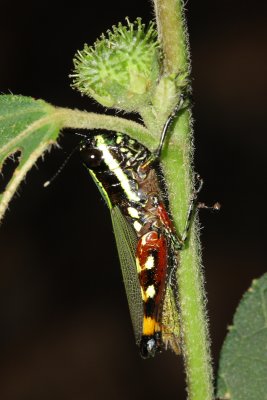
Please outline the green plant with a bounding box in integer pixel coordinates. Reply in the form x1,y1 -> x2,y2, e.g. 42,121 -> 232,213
0,1 -> 266,399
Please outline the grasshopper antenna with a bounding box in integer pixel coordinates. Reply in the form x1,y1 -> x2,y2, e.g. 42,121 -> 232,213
43,146 -> 79,188
44,132 -> 90,187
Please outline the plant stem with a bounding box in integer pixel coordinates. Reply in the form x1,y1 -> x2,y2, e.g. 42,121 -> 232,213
166,112 -> 214,400
153,0 -> 189,74
56,105 -> 169,159
55,107 -> 155,148
153,1 -> 214,399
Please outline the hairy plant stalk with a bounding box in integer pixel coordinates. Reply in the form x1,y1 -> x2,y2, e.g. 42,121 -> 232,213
153,0 -> 189,74
153,0 -> 214,399
56,108 -> 153,147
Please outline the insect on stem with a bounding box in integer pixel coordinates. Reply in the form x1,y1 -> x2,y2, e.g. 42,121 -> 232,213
77,102 -> 219,359
79,130 -> 183,358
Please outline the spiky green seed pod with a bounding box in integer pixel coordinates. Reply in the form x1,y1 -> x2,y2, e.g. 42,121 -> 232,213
71,18 -> 160,112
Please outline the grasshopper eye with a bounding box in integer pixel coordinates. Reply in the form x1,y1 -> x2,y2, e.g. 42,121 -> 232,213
80,145 -> 103,168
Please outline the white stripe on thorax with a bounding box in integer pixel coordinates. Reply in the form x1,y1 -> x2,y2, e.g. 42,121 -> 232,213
96,136 -> 140,202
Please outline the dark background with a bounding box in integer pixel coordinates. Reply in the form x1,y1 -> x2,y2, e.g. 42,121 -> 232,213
0,1 -> 266,399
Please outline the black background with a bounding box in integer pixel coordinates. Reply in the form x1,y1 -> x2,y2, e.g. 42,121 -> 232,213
0,1 -> 266,399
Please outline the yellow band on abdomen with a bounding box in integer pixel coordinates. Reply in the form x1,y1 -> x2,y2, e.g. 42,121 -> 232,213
143,316 -> 156,335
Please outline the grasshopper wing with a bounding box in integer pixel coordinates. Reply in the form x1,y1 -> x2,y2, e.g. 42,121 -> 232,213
111,205 -> 143,345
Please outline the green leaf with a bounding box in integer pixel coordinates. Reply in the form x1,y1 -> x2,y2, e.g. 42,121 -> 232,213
217,273 -> 267,400
0,95 -> 61,222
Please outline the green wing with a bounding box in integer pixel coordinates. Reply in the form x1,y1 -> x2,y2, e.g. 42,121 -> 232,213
161,285 -> 180,354
111,205 -> 143,344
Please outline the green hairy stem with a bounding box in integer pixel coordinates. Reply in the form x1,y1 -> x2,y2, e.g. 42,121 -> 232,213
153,0 -> 214,399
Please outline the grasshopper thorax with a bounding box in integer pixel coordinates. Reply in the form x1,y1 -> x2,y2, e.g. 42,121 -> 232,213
80,132 -> 150,172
